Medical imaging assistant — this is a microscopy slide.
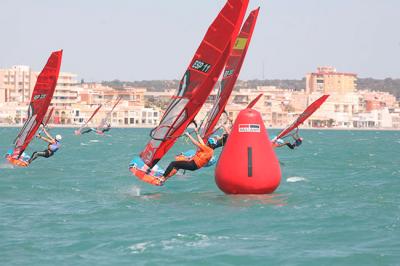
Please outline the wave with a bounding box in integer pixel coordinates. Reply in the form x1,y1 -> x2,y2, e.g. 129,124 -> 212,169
286,176 -> 307,183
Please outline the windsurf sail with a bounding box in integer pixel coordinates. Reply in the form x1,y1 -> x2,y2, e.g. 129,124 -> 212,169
75,104 -> 102,134
139,0 -> 249,168
247,93 -> 263,109
97,96 -> 121,130
11,50 -> 63,158
37,106 -> 54,136
43,107 -> 54,127
275,94 -> 330,140
200,7 -> 260,140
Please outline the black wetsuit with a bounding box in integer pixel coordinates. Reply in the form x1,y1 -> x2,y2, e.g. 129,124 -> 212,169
101,126 -> 111,133
81,128 -> 94,134
286,139 -> 302,149
163,160 -> 198,177
28,141 -> 60,163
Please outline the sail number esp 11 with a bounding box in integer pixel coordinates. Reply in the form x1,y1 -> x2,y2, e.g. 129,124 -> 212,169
33,94 -> 47,100
191,60 -> 212,73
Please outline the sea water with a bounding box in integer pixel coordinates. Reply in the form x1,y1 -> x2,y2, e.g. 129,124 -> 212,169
0,128 -> 399,265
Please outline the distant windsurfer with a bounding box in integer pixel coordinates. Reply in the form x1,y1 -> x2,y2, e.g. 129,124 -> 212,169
273,130 -> 303,149
96,123 -> 111,134
78,123 -> 111,135
78,128 -> 95,135
28,126 -> 61,164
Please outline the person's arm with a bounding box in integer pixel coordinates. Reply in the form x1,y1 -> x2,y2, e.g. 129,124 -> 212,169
223,125 -> 231,134
42,127 -> 55,142
36,134 -> 53,144
185,132 -> 201,148
194,128 -> 206,146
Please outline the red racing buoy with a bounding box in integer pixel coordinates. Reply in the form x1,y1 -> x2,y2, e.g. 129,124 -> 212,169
215,107 -> 281,194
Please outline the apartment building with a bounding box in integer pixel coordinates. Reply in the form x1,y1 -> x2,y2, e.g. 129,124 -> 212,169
306,66 -> 357,95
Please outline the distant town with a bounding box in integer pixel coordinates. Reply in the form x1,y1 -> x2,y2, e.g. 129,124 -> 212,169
0,65 -> 399,129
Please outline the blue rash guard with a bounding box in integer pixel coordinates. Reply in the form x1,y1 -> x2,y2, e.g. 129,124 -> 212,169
49,141 -> 61,153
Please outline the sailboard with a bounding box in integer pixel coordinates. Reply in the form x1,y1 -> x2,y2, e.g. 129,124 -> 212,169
275,94 -> 330,140
130,0 -> 249,182
96,96 -> 121,134
200,7 -> 260,140
6,50 -> 63,167
74,104 -> 102,135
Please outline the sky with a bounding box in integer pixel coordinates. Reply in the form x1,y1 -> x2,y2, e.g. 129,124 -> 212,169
1,0 -> 399,81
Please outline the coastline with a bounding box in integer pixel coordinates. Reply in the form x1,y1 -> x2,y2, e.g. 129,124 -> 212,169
0,123 -> 399,131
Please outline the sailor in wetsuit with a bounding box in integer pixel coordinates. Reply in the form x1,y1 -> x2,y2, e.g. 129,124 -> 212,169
96,123 -> 111,134
208,124 -> 231,149
28,126 -> 61,164
151,128 -> 214,186
274,132 -> 303,150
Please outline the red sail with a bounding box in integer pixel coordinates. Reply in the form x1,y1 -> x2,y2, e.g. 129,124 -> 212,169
76,104 -> 102,134
13,50 -> 62,157
43,107 -> 54,127
140,0 -> 249,168
200,8 -> 260,140
246,93 -> 263,109
97,96 -> 121,130
276,94 -> 330,139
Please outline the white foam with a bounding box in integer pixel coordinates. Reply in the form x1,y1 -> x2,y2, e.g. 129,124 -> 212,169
286,176 -> 307,183
127,186 -> 141,197
0,162 -> 14,169
128,241 -> 152,254
89,140 -> 99,143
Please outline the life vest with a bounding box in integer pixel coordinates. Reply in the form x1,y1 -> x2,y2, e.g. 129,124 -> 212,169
193,143 -> 214,168
48,141 -> 61,153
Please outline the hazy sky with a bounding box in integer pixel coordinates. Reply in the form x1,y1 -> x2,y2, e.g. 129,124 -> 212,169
1,0 -> 399,81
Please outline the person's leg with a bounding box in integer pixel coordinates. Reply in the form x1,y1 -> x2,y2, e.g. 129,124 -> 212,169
285,143 -> 295,149
81,128 -> 92,134
164,160 -> 197,177
28,150 -> 48,163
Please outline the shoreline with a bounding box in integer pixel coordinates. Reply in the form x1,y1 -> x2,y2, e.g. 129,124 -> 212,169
0,124 -> 399,131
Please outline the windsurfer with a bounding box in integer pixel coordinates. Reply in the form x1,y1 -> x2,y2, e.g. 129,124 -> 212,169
155,128 -> 214,185
209,124 -> 231,149
273,130 -> 303,149
97,123 -> 111,134
28,126 -> 61,163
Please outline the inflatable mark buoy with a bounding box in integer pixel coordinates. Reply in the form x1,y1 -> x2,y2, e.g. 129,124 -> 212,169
215,108 -> 281,194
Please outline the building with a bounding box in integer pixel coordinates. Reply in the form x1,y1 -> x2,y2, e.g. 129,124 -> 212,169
0,65 -> 36,102
306,66 -> 357,94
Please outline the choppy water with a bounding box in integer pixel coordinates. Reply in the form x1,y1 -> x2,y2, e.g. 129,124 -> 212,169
1,128 -> 399,265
